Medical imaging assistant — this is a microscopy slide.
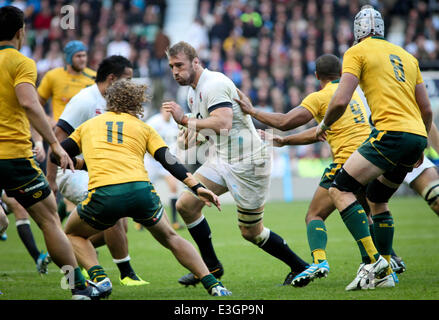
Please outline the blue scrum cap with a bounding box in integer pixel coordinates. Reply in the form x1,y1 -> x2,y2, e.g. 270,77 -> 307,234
64,40 -> 87,65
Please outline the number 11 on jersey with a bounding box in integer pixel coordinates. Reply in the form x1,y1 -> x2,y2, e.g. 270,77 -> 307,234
106,121 -> 124,144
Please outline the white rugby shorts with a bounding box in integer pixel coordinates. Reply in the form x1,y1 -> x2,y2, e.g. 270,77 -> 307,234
195,156 -> 272,210
56,168 -> 89,205
404,156 -> 436,185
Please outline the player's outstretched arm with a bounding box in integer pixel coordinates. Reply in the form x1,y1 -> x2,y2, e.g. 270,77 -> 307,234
153,147 -> 221,210
234,88 -> 313,131
259,126 -> 320,147
15,83 -> 74,172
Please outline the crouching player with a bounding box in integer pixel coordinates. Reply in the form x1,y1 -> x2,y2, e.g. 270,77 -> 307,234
51,79 -> 232,297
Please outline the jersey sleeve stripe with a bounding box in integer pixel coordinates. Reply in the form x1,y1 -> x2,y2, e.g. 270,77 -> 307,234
207,101 -> 233,113
56,119 -> 75,135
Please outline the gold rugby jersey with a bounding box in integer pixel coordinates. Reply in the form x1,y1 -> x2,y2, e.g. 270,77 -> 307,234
0,45 -> 36,159
38,66 -> 96,121
70,112 -> 168,190
342,36 -> 426,137
301,80 -> 370,163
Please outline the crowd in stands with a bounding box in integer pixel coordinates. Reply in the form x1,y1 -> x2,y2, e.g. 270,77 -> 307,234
2,0 -> 439,177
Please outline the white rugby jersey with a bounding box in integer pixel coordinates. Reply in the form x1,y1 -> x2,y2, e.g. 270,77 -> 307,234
187,68 -> 267,162
146,112 -> 179,152
58,83 -> 106,133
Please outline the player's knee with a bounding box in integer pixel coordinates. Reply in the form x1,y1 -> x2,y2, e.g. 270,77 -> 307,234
241,225 -> 269,246
175,197 -> 189,215
366,179 -> 397,203
114,218 -> 128,233
327,186 -> 339,200
176,193 -> 205,218
240,228 -> 254,242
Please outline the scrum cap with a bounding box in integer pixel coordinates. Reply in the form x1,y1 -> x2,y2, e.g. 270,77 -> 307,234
64,40 -> 87,65
353,5 -> 384,43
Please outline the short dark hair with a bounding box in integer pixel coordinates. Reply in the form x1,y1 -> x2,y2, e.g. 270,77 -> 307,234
315,54 -> 342,80
166,41 -> 198,61
95,55 -> 133,83
0,6 -> 24,41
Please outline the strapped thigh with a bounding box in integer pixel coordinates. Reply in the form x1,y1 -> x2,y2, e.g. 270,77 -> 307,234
422,180 -> 439,205
237,209 -> 264,227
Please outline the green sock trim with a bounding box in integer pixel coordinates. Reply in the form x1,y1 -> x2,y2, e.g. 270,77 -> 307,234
88,265 -> 107,282
73,267 -> 86,289
200,273 -> 219,291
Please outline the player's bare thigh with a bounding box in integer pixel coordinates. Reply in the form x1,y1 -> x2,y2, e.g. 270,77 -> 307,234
342,150 -> 384,185
26,192 -> 61,229
176,173 -> 228,223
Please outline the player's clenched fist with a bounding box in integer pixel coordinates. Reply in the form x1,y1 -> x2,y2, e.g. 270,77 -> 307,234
162,101 -> 188,126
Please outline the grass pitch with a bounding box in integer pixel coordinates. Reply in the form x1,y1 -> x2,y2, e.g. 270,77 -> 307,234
0,196 -> 438,301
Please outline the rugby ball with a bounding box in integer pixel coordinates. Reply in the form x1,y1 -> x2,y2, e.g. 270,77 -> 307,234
178,113 -> 208,144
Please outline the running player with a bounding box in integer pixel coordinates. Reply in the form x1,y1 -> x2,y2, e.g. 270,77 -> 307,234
163,41 -> 310,287
0,5 -> 104,299
52,55 -> 148,286
51,79 -> 232,297
315,5 -> 432,290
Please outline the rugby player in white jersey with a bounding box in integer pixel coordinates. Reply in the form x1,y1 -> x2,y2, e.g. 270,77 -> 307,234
143,107 -> 184,230
163,41 -> 310,287
47,55 -> 149,287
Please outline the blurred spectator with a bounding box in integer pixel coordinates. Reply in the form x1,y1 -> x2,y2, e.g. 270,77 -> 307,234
36,40 -> 63,76
33,0 -> 52,30
184,17 -> 210,61
270,87 -> 285,113
107,31 -> 131,58
252,86 -> 273,130
133,48 -> 150,78
223,47 -> 242,87
287,86 -> 302,111
206,44 -> 223,72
